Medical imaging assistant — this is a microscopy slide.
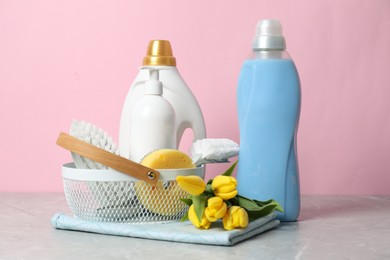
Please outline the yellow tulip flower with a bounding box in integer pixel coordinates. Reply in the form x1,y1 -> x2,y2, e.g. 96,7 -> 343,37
211,175 -> 238,200
205,196 -> 228,222
188,204 -> 211,229
223,206 -> 249,230
176,175 -> 206,196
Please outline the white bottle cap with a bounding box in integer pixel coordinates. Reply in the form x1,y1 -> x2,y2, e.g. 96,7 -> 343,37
252,19 -> 286,50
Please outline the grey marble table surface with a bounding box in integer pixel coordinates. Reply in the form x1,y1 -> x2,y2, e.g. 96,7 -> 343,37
1,193 -> 389,260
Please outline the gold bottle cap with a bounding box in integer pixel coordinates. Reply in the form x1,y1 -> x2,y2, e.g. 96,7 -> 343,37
142,40 -> 176,67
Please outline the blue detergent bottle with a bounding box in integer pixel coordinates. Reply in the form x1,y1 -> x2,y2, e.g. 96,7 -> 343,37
236,19 -> 301,221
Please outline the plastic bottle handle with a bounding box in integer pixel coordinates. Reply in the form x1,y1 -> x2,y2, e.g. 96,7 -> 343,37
56,132 -> 160,185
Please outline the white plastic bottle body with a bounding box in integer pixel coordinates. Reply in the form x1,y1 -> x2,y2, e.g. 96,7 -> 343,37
119,67 -> 206,159
129,95 -> 176,163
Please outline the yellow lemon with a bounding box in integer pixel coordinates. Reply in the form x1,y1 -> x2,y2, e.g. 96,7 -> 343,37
135,149 -> 195,217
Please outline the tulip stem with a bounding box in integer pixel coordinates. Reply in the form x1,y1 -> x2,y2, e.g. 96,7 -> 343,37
205,184 -> 213,194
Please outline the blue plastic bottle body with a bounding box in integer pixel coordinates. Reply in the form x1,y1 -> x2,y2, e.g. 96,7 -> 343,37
236,51 -> 301,221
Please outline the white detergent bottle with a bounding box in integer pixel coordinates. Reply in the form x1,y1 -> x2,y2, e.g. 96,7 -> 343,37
129,69 -> 176,163
119,40 -> 206,160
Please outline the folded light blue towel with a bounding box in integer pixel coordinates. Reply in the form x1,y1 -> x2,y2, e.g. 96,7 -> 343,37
51,213 -> 279,246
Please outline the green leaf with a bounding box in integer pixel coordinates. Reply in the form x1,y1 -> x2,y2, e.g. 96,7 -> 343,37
237,195 -> 284,220
237,195 -> 262,210
253,199 -> 284,212
222,160 -> 238,177
246,204 -> 278,219
180,212 -> 189,222
228,196 -> 239,206
179,198 -> 193,207
225,200 -> 233,208
192,194 -> 207,222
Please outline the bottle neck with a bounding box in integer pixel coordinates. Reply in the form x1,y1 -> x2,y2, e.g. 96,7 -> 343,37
145,80 -> 163,95
250,50 -> 291,60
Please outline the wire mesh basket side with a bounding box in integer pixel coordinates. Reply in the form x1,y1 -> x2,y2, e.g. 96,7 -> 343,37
63,178 -> 190,223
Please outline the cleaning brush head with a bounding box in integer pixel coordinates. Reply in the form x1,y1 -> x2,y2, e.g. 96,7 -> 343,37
69,120 -> 119,169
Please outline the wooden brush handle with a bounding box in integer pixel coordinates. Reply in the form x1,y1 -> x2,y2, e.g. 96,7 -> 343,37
56,132 -> 160,185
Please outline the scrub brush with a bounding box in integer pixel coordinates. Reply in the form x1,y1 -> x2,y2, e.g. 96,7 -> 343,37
69,120 -> 119,169
190,138 -> 240,166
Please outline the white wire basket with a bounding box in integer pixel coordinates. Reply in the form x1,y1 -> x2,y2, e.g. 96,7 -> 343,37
62,163 -> 204,224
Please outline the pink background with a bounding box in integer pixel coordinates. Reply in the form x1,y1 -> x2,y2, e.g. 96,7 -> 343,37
1,0 -> 389,194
